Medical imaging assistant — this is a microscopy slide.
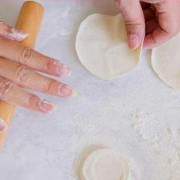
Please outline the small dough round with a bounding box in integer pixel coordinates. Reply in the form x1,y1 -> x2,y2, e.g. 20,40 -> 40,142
76,14 -> 142,80
152,33 -> 180,90
79,148 -> 129,180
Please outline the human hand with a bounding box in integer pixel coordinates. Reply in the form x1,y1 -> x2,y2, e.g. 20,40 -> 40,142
0,21 -> 74,114
114,0 -> 180,49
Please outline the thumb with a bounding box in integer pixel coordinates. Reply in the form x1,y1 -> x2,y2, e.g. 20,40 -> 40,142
115,0 -> 145,49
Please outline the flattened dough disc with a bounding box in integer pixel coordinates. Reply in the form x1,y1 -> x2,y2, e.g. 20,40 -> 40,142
79,148 -> 129,180
76,14 -> 142,80
152,33 -> 180,90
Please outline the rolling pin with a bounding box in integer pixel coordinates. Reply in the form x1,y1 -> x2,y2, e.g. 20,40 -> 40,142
0,1 -> 44,149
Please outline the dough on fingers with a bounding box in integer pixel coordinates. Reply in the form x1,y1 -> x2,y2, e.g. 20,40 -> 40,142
76,14 -> 142,80
152,33 -> 180,90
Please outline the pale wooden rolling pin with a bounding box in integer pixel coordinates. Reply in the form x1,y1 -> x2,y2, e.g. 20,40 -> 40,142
0,1 -> 44,148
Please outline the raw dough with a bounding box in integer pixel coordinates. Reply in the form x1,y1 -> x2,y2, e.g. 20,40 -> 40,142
79,148 -> 129,180
152,33 -> 180,90
76,14 -> 142,80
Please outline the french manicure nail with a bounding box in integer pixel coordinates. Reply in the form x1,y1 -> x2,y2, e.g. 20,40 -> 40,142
129,34 -> 140,49
58,84 -> 74,97
0,118 -> 7,133
52,60 -> 71,77
56,64 -> 71,77
39,99 -> 56,113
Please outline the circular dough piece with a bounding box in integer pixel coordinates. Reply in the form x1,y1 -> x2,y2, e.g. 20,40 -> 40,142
152,33 -> 180,90
76,14 -> 142,80
79,148 -> 129,180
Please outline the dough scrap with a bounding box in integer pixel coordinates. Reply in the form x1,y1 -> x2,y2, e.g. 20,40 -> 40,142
79,148 -> 129,180
76,14 -> 142,80
152,33 -> 180,90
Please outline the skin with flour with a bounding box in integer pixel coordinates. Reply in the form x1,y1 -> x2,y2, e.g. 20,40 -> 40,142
0,21 -> 74,115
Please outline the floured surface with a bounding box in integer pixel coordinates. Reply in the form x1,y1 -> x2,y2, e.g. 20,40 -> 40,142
76,14 -> 141,79
0,0 -> 180,180
152,33 -> 180,90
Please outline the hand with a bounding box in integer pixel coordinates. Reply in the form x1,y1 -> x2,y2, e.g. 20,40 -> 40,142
114,0 -> 180,49
0,21 -> 74,114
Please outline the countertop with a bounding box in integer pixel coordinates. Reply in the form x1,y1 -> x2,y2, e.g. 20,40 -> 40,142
0,0 -> 180,180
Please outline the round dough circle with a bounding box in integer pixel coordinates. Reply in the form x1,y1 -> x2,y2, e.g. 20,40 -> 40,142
79,148 -> 129,180
76,14 -> 142,80
152,34 -> 180,90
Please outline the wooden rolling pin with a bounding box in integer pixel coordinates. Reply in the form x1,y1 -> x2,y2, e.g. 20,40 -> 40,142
0,1 -> 44,149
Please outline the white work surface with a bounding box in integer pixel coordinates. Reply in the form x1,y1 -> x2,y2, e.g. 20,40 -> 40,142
0,0 -> 180,180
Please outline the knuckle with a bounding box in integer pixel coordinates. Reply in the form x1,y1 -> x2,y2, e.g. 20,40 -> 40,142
125,19 -> 144,34
19,47 -> 34,64
16,65 -> 32,83
0,79 -> 15,100
46,58 -> 56,71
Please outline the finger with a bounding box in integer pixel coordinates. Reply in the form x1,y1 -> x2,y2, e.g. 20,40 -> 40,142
141,2 -> 151,9
143,8 -> 155,21
145,19 -> 158,35
0,37 -> 70,77
144,27 -> 170,49
144,9 -> 179,49
141,0 -> 162,3
0,21 -> 28,41
0,118 -> 7,133
0,58 -> 74,98
0,76 -> 55,113
115,0 -> 145,49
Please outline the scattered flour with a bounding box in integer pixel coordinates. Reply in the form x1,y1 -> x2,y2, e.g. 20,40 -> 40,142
131,109 -> 180,180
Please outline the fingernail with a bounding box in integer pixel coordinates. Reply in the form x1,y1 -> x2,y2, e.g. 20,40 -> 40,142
0,118 -> 7,133
58,84 -> 74,97
7,28 -> 29,41
39,99 -> 56,113
52,60 -> 71,77
56,64 -> 71,77
129,34 -> 140,49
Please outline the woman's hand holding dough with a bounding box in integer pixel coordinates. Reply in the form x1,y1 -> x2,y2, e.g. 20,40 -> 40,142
114,0 -> 180,49
0,21 -> 74,113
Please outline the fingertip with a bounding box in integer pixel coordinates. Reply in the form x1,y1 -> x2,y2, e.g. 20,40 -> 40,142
143,35 -> 156,49
72,89 -> 77,97
58,84 -> 75,97
0,118 -> 7,133
57,64 -> 71,78
38,99 -> 56,114
49,60 -> 71,77
128,34 -> 143,49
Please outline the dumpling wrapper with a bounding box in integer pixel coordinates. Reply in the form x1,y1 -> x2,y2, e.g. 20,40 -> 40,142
76,14 -> 142,80
79,148 -> 129,180
152,33 -> 180,90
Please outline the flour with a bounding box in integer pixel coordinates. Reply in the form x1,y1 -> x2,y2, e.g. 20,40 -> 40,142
131,109 -> 180,179
132,109 -> 155,141
0,1 -> 180,180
